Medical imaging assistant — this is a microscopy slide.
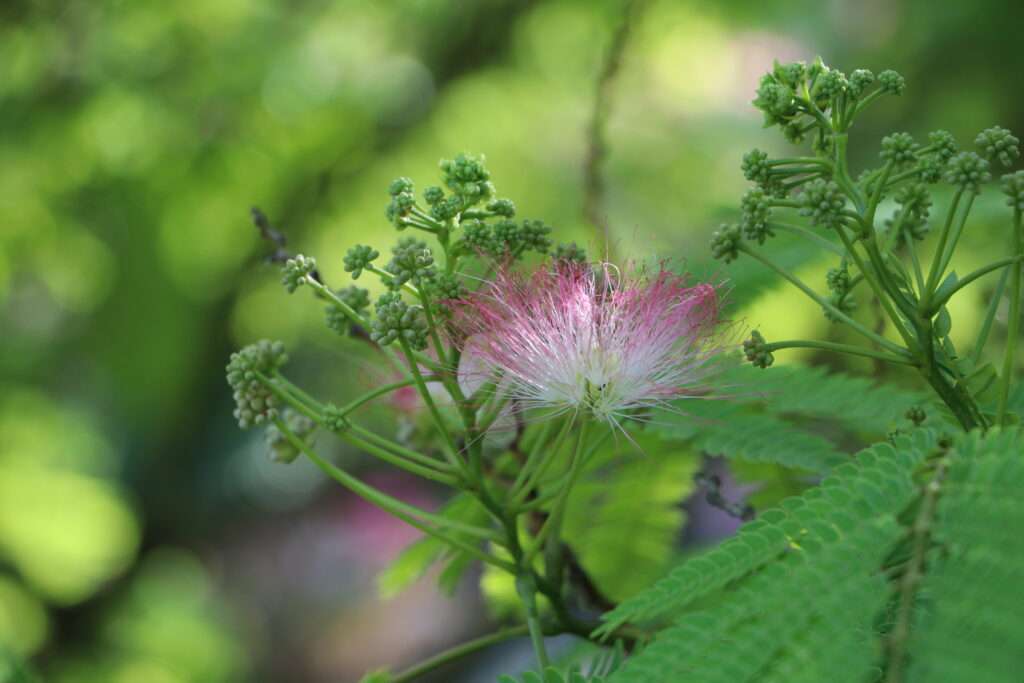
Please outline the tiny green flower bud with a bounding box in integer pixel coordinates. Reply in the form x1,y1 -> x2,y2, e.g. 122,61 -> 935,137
440,153 -> 495,206
430,195 -> 463,222
881,132 -> 918,166
741,149 -> 771,185
226,340 -> 289,429
1001,170 -> 1024,212
919,157 -> 944,185
370,292 -> 429,351
743,330 -> 774,369
517,219 -> 553,255
458,219 -> 493,254
826,265 -> 851,296
386,190 -> 417,227
815,68 -> 848,101
753,76 -> 795,124
927,130 -> 958,163
878,69 -> 905,95
895,183 -> 933,240
343,245 -> 380,279
282,255 -> 316,293
265,409 -> 316,463
386,237 -> 436,287
740,188 -> 774,244
322,403 -> 352,433
325,286 -> 370,335
772,60 -> 806,89
799,179 -> 847,230
486,198 -> 516,217
423,185 -> 445,206
554,242 -> 587,263
388,177 -> 414,197
905,406 -> 927,426
945,152 -> 991,194
824,291 -> 857,323
710,224 -> 742,263
975,126 -> 1020,168
848,69 -> 874,97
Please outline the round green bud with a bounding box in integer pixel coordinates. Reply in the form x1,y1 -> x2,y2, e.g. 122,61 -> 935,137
710,224 -> 742,263
826,265 -> 851,296
388,177 -> 414,197
878,69 -> 905,95
975,126 -> 1020,168
325,286 -> 370,335
799,179 -> 847,230
386,190 -> 417,227
439,153 -> 495,206
848,69 -> 874,97
945,152 -> 991,194
386,237 -> 436,287
742,330 -> 774,368
430,195 -> 463,222
343,244 -> 380,280
927,130 -> 958,163
740,188 -> 774,244
881,132 -> 918,166
265,409 -> 316,464
815,68 -> 848,101
824,291 -> 857,323
919,157 -> 944,185
322,403 -> 351,433
554,242 -> 587,263
1001,170 -> 1024,212
741,149 -> 771,184
226,340 -> 289,429
370,292 -> 429,351
423,185 -> 445,206
517,219 -> 553,255
772,61 -> 806,89
281,255 -> 316,293
895,183 -> 933,239
486,198 -> 516,218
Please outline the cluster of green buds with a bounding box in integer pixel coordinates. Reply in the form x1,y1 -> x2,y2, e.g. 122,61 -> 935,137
717,57 -> 1023,431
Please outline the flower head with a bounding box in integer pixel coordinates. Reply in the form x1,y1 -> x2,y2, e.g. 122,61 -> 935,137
451,261 -> 722,429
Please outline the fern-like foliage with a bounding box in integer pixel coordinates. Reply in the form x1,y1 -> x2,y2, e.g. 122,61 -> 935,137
597,427 -> 1024,683
902,429 -> 1024,683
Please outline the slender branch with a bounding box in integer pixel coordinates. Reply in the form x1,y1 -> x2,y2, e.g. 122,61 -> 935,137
399,338 -> 466,474
392,626 -> 532,683
768,222 -> 844,255
971,266 -> 1011,366
923,189 -> 964,300
524,420 -> 590,564
927,255 -> 1024,313
764,339 -> 917,367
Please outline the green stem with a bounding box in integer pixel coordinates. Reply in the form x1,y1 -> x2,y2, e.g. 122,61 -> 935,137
512,416 -> 576,505
768,222 -> 844,255
996,208 -> 1023,423
923,189 -> 964,300
399,339 -> 465,473
348,423 -> 456,473
391,626 -> 532,683
928,255 -> 1024,313
933,192 -> 977,288
515,573 -> 550,670
764,340 -> 917,367
739,244 -> 906,355
524,421 -> 590,564
971,266 -> 1011,366
336,377 -> 438,416
274,419 -> 512,562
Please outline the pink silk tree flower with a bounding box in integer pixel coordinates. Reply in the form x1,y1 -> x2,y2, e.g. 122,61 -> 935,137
451,261 -> 723,430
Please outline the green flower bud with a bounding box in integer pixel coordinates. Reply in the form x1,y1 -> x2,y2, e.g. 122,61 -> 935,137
458,219 -> 493,254
1002,170 -> 1024,213
740,188 -> 774,244
848,69 -> 874,97
430,195 -> 463,222
881,132 -> 918,166
975,126 -> 1020,168
799,179 -> 847,230
439,153 -> 495,207
772,60 -> 806,89
322,403 -> 351,433
554,242 -> 587,263
743,330 -> 774,368
326,286 -> 370,335
265,409 -> 316,464
894,183 -> 933,240
386,237 -> 436,288
226,340 -> 288,429
343,245 -> 380,279
815,68 -> 848,101
281,255 -> 316,293
370,292 -> 429,351
878,69 -> 905,95
710,224 -> 742,263
826,264 -> 852,296
423,185 -> 445,206
386,190 -> 417,227
517,219 -> 553,255
741,149 -> 771,185
388,177 -> 414,197
905,406 -> 927,426
824,291 -> 857,323
945,152 -> 991,194
928,130 -> 958,163
753,76 -> 796,124
486,198 -> 516,217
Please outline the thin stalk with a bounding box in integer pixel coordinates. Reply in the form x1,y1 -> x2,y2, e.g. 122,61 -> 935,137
768,222 -> 844,255
336,377 -> 438,417
971,267 -> 1011,366
512,415 -> 576,504
348,424 -> 456,473
996,208 -> 1023,423
392,626 -> 532,683
764,340 -> 917,367
515,573 -> 550,669
399,339 -> 465,474
275,419 -> 512,562
524,421 -> 590,564
932,192 -> 977,287
928,255 -> 1024,313
923,189 -> 964,299
739,245 -> 906,355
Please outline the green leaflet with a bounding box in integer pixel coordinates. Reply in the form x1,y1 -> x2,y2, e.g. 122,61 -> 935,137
563,434 -> 699,603
904,428 -> 1024,683
498,670 -> 604,683
376,493 -> 489,598
597,429 -> 938,636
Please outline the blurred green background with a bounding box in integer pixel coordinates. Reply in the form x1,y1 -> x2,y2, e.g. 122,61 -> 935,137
2,0 -> 1022,681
